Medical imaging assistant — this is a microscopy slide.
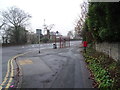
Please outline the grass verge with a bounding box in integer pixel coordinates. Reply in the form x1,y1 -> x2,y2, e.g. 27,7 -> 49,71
83,47 -> 120,89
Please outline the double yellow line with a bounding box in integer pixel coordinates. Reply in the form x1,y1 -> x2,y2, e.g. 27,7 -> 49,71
0,51 -> 31,89
0,59 -> 11,89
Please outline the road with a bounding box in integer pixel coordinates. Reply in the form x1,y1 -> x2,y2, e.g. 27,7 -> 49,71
17,40 -> 92,88
2,41 -> 77,82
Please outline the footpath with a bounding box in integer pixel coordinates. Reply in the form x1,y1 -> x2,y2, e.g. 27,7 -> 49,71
17,43 -> 93,88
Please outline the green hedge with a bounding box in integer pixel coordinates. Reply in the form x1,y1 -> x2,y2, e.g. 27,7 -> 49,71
83,2 -> 120,43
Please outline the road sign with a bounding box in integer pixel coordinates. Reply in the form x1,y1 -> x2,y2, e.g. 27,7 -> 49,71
36,29 -> 42,35
36,29 -> 41,53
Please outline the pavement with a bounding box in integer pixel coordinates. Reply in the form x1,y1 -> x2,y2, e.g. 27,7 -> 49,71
17,42 -> 93,88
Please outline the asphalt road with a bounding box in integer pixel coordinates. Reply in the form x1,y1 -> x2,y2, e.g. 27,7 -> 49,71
17,40 -> 92,88
2,41 -> 79,82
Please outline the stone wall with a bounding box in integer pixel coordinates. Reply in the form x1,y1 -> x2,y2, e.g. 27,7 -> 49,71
95,42 -> 120,61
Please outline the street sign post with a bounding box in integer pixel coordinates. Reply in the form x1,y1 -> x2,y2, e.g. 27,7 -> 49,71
36,29 -> 42,53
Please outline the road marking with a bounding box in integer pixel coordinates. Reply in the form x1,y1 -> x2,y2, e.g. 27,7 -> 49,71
6,58 -> 14,88
19,59 -> 33,65
1,59 -> 11,86
5,52 -> 32,88
1,51 -> 32,89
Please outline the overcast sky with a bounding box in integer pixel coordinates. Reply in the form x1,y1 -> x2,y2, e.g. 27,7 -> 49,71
0,0 -> 84,36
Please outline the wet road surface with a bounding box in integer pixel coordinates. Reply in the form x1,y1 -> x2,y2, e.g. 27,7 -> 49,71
17,41 -> 92,88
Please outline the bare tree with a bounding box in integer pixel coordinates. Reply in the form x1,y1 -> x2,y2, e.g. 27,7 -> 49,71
0,23 -> 5,29
1,6 -> 31,27
74,1 -> 88,38
0,6 -> 31,44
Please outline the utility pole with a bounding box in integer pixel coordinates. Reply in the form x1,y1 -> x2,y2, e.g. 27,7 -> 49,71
43,19 -> 46,35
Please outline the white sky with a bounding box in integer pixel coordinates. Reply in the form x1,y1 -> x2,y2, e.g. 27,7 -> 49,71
0,0 -> 84,36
